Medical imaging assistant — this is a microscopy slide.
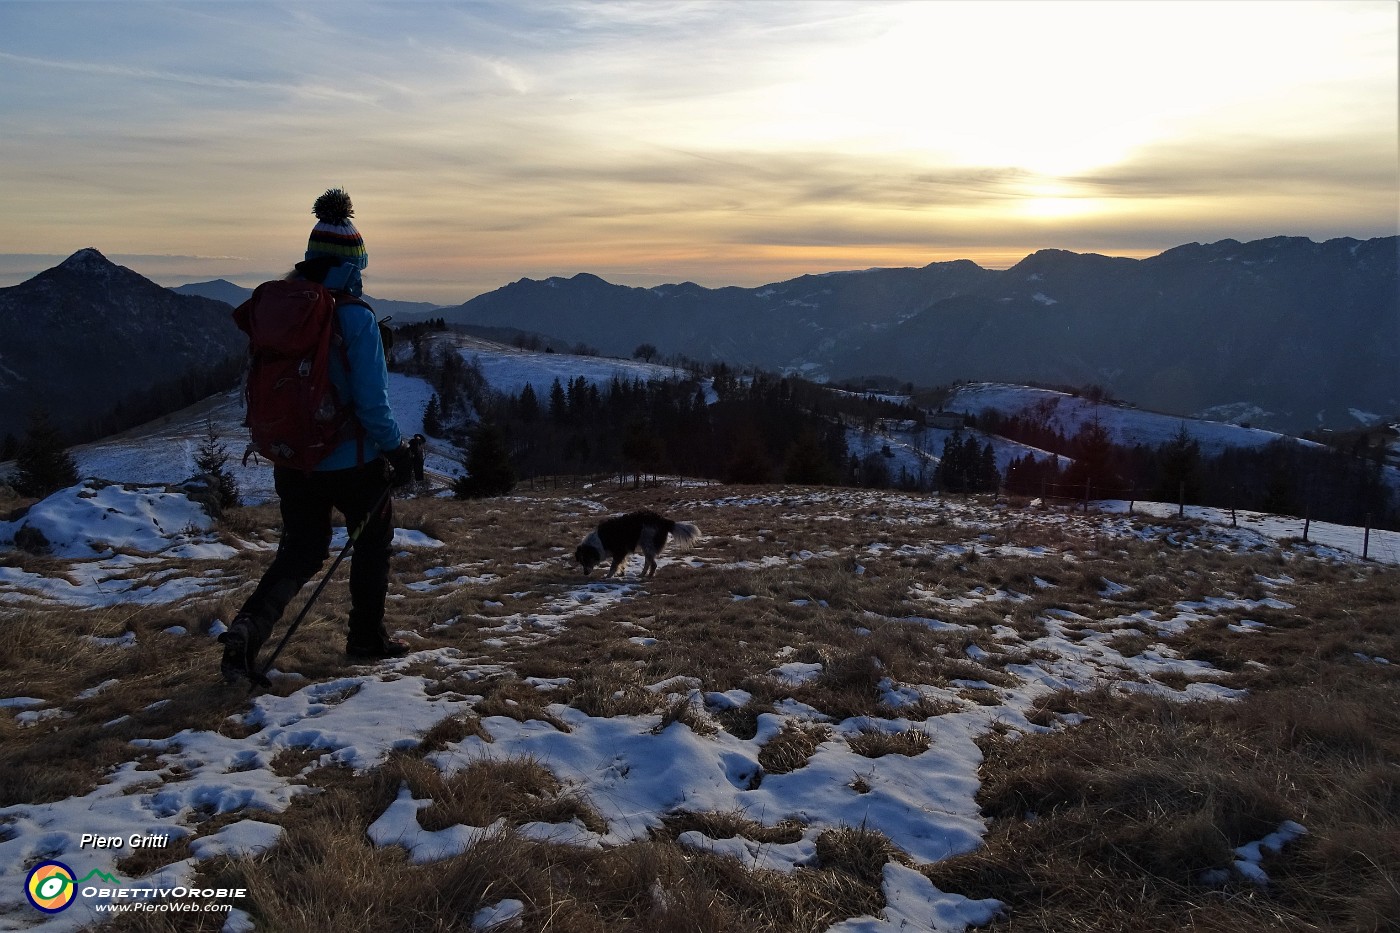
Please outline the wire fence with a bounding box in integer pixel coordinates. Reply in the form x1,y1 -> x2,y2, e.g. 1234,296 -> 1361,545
1031,480 -> 1399,565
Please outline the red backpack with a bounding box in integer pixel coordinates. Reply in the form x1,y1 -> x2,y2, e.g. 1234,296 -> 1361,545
232,280 -> 364,472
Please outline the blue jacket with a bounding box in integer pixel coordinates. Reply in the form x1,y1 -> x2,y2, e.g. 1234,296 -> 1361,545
317,298 -> 403,470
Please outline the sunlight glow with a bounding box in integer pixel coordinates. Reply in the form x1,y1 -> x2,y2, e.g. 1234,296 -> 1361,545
749,1 -> 1392,180
0,0 -> 1392,301
1011,181 -> 1100,220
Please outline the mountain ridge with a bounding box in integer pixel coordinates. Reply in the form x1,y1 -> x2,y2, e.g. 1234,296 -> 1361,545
440,236 -> 1398,432
7,238 -> 1396,445
170,279 -> 450,322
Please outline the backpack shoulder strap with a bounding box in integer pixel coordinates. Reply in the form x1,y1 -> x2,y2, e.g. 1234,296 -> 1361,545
334,293 -> 373,312
333,294 -> 394,351
326,294 -> 372,466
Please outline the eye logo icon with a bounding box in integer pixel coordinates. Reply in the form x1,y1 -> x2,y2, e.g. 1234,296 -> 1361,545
25,861 -> 77,913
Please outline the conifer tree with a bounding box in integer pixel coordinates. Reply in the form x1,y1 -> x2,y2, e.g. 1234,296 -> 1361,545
784,429 -> 838,485
859,450 -> 892,488
549,379 -> 568,423
622,418 -> 665,487
423,394 -> 443,436
517,383 -> 539,423
563,433 -> 591,473
724,425 -> 772,484
961,435 -> 981,489
1064,417 -> 1116,494
938,431 -> 966,492
14,410 -> 80,497
978,442 -> 1000,493
453,421 -> 516,499
194,419 -> 241,510
1154,424 -> 1202,503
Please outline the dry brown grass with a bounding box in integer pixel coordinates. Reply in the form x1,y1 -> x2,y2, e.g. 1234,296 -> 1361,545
653,694 -> 720,736
6,485 -> 1399,932
474,676 -> 573,732
758,721 -> 832,776
926,594 -> 1400,933
815,824 -> 913,885
659,809 -> 805,845
847,727 -> 932,759
101,762 -> 881,933
0,602 -> 302,805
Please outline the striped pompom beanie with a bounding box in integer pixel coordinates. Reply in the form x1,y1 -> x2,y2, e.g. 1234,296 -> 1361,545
306,187 -> 368,270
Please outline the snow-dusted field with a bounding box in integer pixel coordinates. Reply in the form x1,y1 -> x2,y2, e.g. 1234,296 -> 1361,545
1098,499 -> 1400,566
945,383 -> 1322,455
1,479 -> 1393,931
459,344 -> 696,398
845,422 -> 1070,481
3,353 -> 1397,931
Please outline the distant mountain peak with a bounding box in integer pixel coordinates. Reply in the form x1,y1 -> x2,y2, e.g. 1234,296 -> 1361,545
32,248 -> 149,292
1006,248 -> 1129,276
59,248 -> 113,270
566,272 -> 610,287
0,249 -> 247,444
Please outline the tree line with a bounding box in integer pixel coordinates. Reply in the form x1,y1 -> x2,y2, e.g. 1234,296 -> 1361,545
451,369 -> 853,489
396,334 -> 937,495
408,334 -> 1394,530
990,413 -> 1396,530
9,323 -> 1393,536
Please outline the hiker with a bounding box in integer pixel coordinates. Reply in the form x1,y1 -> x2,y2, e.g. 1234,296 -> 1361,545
219,188 -> 414,683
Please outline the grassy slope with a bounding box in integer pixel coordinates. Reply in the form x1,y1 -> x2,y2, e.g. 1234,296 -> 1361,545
1,483 -> 1396,932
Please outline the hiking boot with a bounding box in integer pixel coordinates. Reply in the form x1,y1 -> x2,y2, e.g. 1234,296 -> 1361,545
217,615 -> 260,684
345,633 -> 411,660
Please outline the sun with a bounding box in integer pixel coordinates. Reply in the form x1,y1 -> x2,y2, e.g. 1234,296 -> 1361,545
1016,183 -> 1099,220
744,3 -> 1159,179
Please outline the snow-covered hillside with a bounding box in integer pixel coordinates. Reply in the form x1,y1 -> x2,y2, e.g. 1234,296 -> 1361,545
944,383 -> 1320,455
845,424 -> 1069,483
456,342 -> 699,398
39,340 -> 689,503
63,376 -> 438,505
6,351 -> 1388,511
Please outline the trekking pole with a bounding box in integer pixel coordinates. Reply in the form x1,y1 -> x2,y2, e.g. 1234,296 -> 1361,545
255,482 -> 394,682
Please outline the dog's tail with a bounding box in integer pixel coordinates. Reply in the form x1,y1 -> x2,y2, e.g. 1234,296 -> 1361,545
671,521 -> 700,546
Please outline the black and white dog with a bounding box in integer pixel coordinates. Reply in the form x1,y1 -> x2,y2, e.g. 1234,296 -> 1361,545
574,511 -> 700,578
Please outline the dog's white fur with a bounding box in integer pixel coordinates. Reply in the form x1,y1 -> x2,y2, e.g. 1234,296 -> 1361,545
575,510 -> 700,578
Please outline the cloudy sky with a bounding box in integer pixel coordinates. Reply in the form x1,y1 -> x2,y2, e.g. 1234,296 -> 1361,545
1,0 -> 1395,304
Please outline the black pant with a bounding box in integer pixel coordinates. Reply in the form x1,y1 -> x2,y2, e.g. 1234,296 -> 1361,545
238,462 -> 394,650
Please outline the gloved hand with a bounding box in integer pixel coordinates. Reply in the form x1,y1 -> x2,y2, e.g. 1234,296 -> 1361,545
411,434 -> 426,482
383,440 -> 414,489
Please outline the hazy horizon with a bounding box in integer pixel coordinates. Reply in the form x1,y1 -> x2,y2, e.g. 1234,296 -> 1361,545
4,233 -> 1395,311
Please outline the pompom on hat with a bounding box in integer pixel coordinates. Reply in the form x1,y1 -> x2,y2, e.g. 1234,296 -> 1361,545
306,187 -> 368,270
